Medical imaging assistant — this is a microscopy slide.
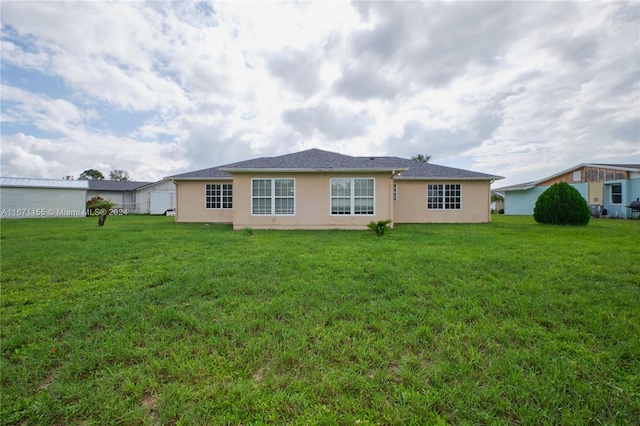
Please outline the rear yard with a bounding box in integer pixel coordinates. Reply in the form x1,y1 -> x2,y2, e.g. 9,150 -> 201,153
1,215 -> 638,424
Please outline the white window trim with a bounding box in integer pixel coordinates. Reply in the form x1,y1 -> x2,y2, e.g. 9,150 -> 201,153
251,178 -> 296,216
610,183 -> 622,205
330,177 -> 376,216
426,183 -> 462,210
205,183 -> 233,209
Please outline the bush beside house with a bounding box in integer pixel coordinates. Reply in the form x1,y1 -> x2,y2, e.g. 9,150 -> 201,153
534,182 -> 591,225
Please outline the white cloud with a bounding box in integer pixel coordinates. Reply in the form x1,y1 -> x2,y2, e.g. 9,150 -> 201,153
0,1 -> 637,187
1,85 -> 85,133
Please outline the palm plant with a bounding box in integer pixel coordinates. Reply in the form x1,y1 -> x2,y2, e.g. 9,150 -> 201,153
88,198 -> 117,227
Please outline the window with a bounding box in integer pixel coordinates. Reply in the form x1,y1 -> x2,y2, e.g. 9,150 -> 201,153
427,184 -> 461,210
393,184 -> 398,202
331,178 -> 375,215
205,184 -> 232,209
611,184 -> 622,204
251,179 -> 295,215
572,171 -> 581,182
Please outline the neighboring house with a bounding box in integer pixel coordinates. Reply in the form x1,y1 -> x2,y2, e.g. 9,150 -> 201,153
0,177 -> 88,218
87,180 -> 176,214
494,163 -> 640,218
167,148 -> 503,229
86,180 -> 151,213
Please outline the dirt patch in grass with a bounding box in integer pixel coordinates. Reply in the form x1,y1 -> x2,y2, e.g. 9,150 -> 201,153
142,392 -> 159,425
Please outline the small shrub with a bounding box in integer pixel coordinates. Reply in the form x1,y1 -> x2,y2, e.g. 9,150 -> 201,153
367,219 -> 392,236
498,208 -> 505,214
533,182 -> 590,225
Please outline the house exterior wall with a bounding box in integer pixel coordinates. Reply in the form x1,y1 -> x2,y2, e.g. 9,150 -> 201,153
505,183 -> 589,216
587,181 -> 604,205
504,187 -> 546,215
630,176 -> 640,202
231,172 -> 394,230
174,180 -> 234,223
136,180 -> 176,214
504,180 -> 640,218
394,180 -> 493,223
603,179 -> 640,218
0,187 -> 87,218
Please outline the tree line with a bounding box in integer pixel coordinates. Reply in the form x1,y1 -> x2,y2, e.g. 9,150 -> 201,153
77,169 -> 130,181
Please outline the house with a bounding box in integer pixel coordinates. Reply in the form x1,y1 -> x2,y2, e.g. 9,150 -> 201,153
494,163 -> 640,218
167,148 -> 503,229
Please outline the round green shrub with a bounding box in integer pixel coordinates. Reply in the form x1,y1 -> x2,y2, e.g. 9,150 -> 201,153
533,181 -> 591,225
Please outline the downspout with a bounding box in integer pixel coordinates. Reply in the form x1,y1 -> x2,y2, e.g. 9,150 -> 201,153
171,179 -> 178,221
489,180 -> 495,223
390,171 -> 396,227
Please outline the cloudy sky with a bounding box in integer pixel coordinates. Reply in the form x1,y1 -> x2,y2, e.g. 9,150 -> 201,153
1,1 -> 638,187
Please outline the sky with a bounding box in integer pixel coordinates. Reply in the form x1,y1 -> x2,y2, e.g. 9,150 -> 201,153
1,1 -> 638,188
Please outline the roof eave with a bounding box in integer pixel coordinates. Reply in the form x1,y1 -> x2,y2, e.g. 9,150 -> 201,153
395,176 -> 504,181
167,176 -> 232,181
498,185 -> 536,191
588,164 -> 640,172
218,167 -> 410,174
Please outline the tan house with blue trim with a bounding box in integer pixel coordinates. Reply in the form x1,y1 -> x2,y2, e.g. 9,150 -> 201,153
167,149 -> 503,229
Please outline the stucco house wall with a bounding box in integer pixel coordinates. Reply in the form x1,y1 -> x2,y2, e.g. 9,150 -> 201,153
394,180 -> 492,223
231,172 -> 394,230
174,180 -> 234,223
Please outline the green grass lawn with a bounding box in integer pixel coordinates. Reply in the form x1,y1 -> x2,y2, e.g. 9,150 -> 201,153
1,215 -> 639,425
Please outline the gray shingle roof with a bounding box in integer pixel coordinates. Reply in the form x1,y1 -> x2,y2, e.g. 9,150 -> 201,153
168,149 -> 503,181
87,180 -> 152,191
167,167 -> 232,179
388,158 -> 503,180
220,149 -> 406,171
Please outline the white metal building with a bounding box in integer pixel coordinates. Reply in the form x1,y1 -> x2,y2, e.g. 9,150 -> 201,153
1,177 -> 177,218
0,177 -> 88,218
